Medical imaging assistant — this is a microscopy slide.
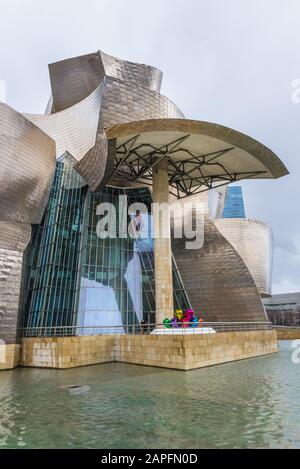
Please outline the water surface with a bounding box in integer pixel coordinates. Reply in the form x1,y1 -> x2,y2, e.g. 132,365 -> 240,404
0,340 -> 299,449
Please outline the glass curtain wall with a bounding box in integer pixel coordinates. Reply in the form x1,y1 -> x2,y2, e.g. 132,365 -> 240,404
23,154 -> 87,330
23,159 -> 190,333
222,186 -> 246,218
77,187 -> 190,332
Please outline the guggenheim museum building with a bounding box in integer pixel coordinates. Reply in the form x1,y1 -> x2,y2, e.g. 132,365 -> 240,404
0,50 -> 288,370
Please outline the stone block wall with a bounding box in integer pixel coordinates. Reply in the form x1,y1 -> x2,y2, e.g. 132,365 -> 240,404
115,330 -> 278,370
0,344 -> 20,370
20,336 -> 115,369
276,328 -> 300,340
18,330 -> 278,371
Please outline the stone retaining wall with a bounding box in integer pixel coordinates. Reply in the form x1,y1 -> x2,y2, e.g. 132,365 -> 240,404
115,330 -> 278,370
20,336 -> 115,369
18,330 -> 278,371
276,328 -> 300,340
0,344 -> 20,370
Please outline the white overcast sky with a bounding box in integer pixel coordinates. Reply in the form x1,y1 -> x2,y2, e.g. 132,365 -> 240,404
0,0 -> 299,294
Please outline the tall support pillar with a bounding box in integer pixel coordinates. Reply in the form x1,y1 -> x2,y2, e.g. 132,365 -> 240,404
152,158 -> 174,325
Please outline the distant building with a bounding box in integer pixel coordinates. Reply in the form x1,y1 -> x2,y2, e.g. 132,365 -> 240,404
263,292 -> 300,326
221,186 -> 246,218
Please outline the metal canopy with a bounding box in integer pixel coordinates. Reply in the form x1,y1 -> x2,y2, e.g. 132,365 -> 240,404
106,119 -> 288,198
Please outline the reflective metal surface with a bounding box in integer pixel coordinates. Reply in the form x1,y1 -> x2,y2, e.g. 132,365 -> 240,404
212,185 -> 273,297
0,248 -> 24,344
25,80 -> 105,162
48,50 -> 163,112
0,103 -> 56,224
0,49 -> 289,349
27,52 -> 183,192
100,50 -> 163,92
0,103 -> 56,344
172,194 -> 268,322
101,77 -> 183,129
49,51 -> 105,112
0,223 -> 32,344
215,218 -> 273,297
0,222 -> 31,252
25,52 -> 288,196
74,131 -> 111,192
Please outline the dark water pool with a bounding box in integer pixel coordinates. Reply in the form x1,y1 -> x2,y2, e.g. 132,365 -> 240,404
0,340 -> 299,448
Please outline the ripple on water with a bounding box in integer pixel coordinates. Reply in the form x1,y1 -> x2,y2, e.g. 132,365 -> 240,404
0,341 -> 299,449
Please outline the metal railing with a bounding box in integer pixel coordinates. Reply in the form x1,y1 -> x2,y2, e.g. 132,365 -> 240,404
20,321 -> 273,338
272,325 -> 300,329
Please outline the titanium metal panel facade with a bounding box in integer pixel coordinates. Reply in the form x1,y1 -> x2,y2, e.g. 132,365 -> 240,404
212,185 -> 273,297
0,248 -> 25,343
27,52 -> 183,192
215,218 -> 273,297
100,76 -> 184,128
0,49 -> 289,350
25,80 -> 105,162
0,103 -> 56,224
49,52 -> 105,112
48,50 -> 164,112
171,194 -> 267,322
0,104 -> 56,344
0,222 -> 32,344
100,51 -> 163,92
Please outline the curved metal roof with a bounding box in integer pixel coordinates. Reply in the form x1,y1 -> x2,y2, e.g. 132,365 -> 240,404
0,103 -> 56,225
106,118 -> 288,197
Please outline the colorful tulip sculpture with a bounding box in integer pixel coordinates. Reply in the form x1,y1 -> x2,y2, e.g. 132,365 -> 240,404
163,309 -> 204,329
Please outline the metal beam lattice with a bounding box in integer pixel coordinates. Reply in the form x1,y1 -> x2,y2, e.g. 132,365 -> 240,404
112,134 -> 267,198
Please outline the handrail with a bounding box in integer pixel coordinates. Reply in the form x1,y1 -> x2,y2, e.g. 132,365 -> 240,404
272,325 -> 300,329
19,321 -> 273,337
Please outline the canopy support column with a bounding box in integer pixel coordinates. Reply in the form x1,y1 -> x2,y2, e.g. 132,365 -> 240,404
152,158 -> 174,325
